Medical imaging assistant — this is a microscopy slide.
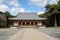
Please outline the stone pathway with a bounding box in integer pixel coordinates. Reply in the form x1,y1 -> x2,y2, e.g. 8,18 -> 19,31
7,28 -> 58,40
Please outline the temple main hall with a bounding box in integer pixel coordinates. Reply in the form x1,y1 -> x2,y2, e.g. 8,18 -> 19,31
9,12 -> 46,28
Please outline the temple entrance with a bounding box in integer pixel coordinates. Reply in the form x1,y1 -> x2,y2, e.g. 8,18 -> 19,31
19,22 -> 21,25
31,22 -> 34,25
35,22 -> 37,25
22,22 -> 25,25
26,22 -> 30,25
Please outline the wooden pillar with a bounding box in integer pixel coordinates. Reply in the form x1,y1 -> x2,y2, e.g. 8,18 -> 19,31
21,22 -> 22,26
25,22 -> 26,25
34,22 -> 35,26
30,22 -> 31,25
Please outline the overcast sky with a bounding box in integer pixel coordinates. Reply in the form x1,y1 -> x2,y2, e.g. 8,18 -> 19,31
0,0 -> 59,15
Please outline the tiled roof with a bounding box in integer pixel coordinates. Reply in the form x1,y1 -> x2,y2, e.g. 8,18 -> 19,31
9,12 -> 46,20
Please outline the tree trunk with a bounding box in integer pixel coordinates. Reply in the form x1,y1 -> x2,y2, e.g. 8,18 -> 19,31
54,14 -> 57,27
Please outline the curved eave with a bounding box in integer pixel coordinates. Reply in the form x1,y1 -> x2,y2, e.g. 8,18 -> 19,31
8,18 -> 47,20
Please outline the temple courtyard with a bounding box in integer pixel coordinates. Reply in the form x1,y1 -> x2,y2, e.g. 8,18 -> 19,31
0,28 -> 60,40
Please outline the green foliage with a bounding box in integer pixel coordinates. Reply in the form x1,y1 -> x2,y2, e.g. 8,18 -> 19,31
39,13 -> 48,18
39,1 -> 60,17
3,11 -> 15,18
0,11 -> 15,28
39,4 -> 58,17
39,1 -> 60,27
0,11 -> 3,14
46,4 -> 58,15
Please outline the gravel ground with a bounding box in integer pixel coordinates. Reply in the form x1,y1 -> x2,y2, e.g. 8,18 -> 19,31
0,28 -> 60,40
0,28 -> 21,40
8,28 -> 57,40
36,28 -> 60,40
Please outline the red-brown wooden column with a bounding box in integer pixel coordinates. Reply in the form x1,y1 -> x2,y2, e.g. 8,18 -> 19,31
33,22 -> 35,26
25,22 -> 26,25
21,22 -> 22,26
30,22 -> 31,25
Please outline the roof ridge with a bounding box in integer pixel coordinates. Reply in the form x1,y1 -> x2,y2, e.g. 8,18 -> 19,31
16,12 -> 37,17
18,12 -> 37,13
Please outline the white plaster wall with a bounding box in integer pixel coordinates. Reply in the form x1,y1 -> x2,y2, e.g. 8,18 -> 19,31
14,22 -> 18,26
38,22 -> 42,25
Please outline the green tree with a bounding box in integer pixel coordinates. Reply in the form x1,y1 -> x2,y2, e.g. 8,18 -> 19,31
0,11 -> 15,28
45,0 -> 60,27
39,1 -> 60,27
0,11 -> 7,27
3,11 -> 14,18
3,11 -> 15,27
